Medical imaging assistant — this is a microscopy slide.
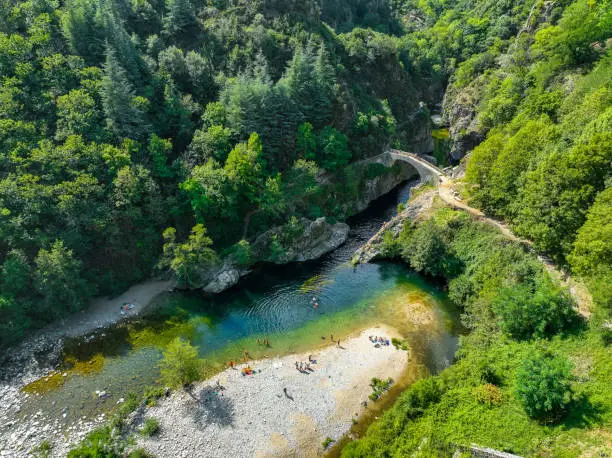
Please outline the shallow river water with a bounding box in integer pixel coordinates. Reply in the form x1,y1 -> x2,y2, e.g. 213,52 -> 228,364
18,180 -> 460,432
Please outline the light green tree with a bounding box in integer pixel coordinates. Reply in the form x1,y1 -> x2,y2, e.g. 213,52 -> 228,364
157,337 -> 202,387
159,224 -> 218,288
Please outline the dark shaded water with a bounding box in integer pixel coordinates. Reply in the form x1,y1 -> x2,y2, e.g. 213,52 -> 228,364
20,180 -> 460,427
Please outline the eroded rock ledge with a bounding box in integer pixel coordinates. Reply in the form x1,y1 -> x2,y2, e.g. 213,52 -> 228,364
199,217 -> 350,294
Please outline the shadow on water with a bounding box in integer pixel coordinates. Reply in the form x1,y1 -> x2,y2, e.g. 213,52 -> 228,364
19,179 -> 461,429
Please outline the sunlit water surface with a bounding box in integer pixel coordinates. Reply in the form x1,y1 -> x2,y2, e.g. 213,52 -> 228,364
19,180 -> 460,427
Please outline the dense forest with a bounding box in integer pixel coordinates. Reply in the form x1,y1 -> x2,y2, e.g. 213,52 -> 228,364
1,0 -> 610,455
0,0 -> 440,346
340,0 -> 612,456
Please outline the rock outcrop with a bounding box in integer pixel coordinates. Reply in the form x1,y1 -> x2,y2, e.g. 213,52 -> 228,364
351,160 -> 419,215
196,218 -> 349,293
442,83 -> 485,163
252,217 -> 349,264
200,259 -> 249,294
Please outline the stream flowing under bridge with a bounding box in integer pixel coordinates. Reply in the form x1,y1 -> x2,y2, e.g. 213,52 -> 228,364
359,149 -> 592,318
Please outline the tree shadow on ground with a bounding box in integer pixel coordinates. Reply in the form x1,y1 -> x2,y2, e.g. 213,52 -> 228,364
192,385 -> 235,428
559,393 -> 603,429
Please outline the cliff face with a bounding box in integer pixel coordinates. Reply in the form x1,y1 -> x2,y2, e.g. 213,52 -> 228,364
442,82 -> 485,163
194,159 -> 418,294
351,160 -> 420,215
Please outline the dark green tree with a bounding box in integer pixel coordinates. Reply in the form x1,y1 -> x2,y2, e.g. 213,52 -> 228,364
33,240 -> 91,319
100,48 -> 148,140
515,351 -> 573,421
493,276 -> 576,340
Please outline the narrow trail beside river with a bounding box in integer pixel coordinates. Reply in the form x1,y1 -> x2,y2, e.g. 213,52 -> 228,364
368,151 -> 593,318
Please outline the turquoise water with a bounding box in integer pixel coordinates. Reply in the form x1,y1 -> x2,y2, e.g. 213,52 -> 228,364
19,181 -> 460,426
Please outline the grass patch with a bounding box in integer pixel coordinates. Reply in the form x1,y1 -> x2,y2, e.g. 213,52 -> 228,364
369,377 -> 394,401
323,436 -> 335,449
140,418 -> 160,437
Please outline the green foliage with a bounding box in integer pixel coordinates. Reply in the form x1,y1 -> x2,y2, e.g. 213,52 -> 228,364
296,122 -> 317,160
391,337 -> 409,351
344,208 -> 612,456
317,126 -> 351,171
31,439 -> 52,458
322,436 -> 335,449
101,48 -> 147,140
400,219 -> 450,277
472,384 -> 504,408
140,418 -> 160,437
369,377 -> 394,401
493,276 -> 577,340
67,426 -> 123,457
33,240 -> 91,320
159,225 -> 217,288
230,240 -> 253,266
568,188 -> 612,312
157,337 -> 203,388
515,351 -> 573,421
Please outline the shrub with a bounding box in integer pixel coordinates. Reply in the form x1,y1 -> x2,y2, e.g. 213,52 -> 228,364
493,276 -> 576,340
128,449 -> 154,458
322,436 -> 335,449
67,426 -> 123,457
31,440 -> 52,458
379,230 -> 401,258
157,337 -> 203,388
230,240 -> 254,266
143,386 -> 167,407
515,351 -> 573,421
472,384 -> 504,407
369,377 -> 394,401
140,418 -> 160,437
391,337 -> 409,351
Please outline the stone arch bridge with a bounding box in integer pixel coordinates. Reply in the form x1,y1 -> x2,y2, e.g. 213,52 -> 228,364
370,149 -> 445,184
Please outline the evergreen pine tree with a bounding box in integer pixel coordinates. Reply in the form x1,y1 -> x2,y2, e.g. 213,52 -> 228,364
162,0 -> 197,41
104,13 -> 144,85
101,48 -> 148,140
282,44 -> 317,122
312,42 -> 335,127
61,0 -> 106,64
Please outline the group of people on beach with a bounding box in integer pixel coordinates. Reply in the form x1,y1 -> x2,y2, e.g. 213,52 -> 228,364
369,335 -> 390,346
295,355 -> 317,373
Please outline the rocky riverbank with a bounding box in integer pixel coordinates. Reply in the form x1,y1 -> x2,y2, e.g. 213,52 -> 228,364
197,217 -> 350,294
0,279 -> 173,387
353,189 -> 436,264
135,326 -> 408,458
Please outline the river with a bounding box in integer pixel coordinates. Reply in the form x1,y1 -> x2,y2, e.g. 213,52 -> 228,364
11,179 -> 460,451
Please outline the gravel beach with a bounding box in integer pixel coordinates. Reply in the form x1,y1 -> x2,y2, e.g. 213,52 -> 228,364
137,326 -> 408,458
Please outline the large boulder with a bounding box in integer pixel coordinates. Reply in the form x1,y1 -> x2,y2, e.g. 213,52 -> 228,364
201,259 -> 247,294
252,217 -> 349,264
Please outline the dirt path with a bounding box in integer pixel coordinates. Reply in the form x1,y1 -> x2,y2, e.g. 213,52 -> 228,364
361,151 -> 592,318
437,176 -> 592,317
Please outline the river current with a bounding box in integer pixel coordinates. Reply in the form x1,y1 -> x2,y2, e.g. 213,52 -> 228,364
17,179 -> 460,429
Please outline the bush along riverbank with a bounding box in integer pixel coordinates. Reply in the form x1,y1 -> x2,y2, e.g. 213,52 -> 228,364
340,207 -> 612,457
